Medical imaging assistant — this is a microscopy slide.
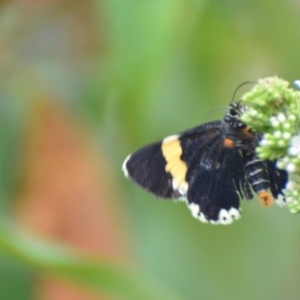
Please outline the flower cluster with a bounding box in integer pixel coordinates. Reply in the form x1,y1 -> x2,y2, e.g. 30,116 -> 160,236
241,76 -> 300,213
278,136 -> 300,213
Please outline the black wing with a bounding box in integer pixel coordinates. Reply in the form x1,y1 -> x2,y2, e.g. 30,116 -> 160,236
123,141 -> 175,198
123,121 -> 223,199
185,143 -> 247,224
266,160 -> 287,205
123,121 -> 252,224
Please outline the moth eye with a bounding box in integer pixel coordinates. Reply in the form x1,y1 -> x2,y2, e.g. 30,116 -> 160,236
230,108 -> 238,115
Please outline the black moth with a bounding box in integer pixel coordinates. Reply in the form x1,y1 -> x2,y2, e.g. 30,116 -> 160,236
122,102 -> 287,225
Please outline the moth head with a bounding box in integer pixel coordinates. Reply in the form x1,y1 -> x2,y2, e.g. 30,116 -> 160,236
223,102 -> 247,124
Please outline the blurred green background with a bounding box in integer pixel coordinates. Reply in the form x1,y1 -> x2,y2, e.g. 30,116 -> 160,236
1,0 -> 300,299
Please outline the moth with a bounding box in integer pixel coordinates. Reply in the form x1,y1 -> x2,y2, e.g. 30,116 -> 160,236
122,102 -> 287,225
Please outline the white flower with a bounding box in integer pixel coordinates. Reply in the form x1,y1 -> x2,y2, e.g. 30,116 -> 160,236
276,160 -> 286,169
288,114 -> 297,121
287,163 -> 296,172
274,131 -> 282,138
283,132 -> 291,140
277,113 -> 286,123
287,135 -> 300,157
291,135 -> 300,148
294,80 -> 300,89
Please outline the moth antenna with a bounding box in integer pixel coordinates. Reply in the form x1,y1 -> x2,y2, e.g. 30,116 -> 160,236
206,106 -> 227,118
231,81 -> 255,103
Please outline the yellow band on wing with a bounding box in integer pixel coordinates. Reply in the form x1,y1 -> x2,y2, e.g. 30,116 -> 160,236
161,135 -> 189,195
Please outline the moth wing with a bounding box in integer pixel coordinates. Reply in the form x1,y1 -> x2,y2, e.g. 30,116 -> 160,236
123,121 -> 223,199
266,160 -> 288,206
185,139 -> 247,224
123,141 -> 175,198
